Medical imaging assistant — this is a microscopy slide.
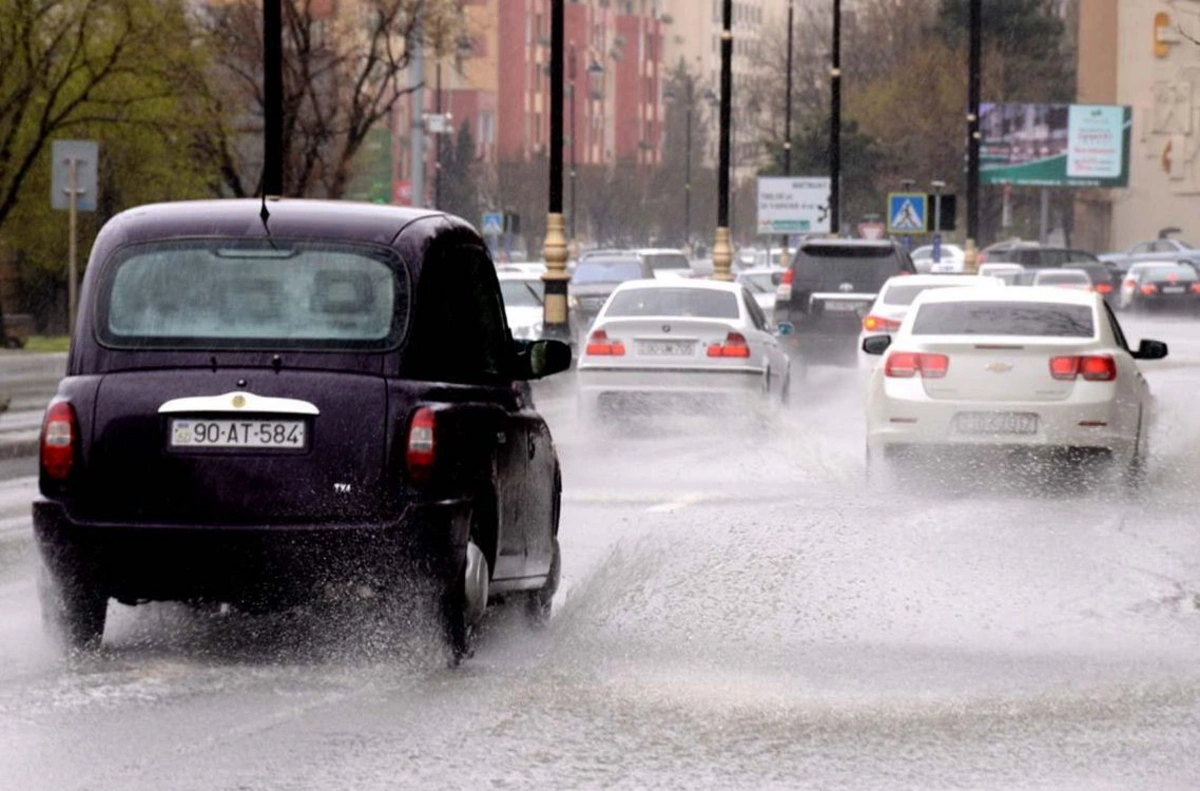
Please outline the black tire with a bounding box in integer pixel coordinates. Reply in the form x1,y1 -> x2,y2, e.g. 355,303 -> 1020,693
38,559 -> 107,653
525,537 -> 561,627
441,559 -> 472,665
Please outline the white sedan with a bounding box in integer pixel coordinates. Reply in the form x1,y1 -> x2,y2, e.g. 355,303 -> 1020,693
498,272 -> 545,340
912,243 -> 966,273
863,287 -> 1167,484
857,274 -> 1002,368
735,266 -> 785,324
577,278 -> 790,419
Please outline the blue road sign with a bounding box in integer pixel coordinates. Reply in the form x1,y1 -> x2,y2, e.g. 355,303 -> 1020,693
481,211 -> 504,236
887,192 -> 927,235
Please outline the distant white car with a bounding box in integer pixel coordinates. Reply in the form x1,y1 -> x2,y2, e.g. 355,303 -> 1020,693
911,244 -> 966,274
497,272 -> 545,340
634,248 -> 695,279
735,266 -> 785,324
863,286 -> 1167,485
856,274 -> 1003,368
1031,268 -> 1093,291
977,263 -> 1026,285
577,278 -> 790,419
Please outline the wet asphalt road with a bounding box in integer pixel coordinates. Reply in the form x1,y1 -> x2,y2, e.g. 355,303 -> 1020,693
2,316 -> 1200,789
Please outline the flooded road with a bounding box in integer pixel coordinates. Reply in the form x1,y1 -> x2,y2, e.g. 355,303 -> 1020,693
1,314 -> 1199,789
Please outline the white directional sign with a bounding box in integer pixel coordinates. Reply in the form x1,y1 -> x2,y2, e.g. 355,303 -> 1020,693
51,139 -> 99,212
756,177 -> 831,235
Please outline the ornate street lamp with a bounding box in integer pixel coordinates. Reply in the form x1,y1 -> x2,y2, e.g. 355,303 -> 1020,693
541,0 -> 570,342
712,0 -> 734,281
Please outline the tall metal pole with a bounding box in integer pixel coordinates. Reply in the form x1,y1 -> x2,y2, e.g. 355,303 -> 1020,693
712,0 -> 735,281
830,0 -> 841,237
66,158 -> 79,333
262,0 -> 283,196
434,61 -> 443,209
410,16 -> 426,207
569,43 -> 577,242
966,0 -> 982,268
780,0 -> 794,268
684,88 -> 692,251
542,0 -> 570,341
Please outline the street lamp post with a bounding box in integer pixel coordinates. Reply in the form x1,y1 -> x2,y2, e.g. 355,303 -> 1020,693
830,0 -> 841,237
666,77 -> 697,252
931,179 -> 945,265
434,61 -> 443,209
965,0 -> 982,270
541,0 -> 570,342
712,0 -> 734,281
780,0 -> 794,270
568,42 -> 577,243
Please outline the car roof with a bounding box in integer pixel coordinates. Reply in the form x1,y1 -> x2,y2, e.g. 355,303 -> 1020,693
914,285 -> 1098,307
979,263 -> 1024,271
737,266 -> 784,276
610,277 -> 743,294
800,238 -> 897,250
1033,268 -> 1090,278
634,248 -> 689,256
882,274 -> 997,287
497,272 -> 543,282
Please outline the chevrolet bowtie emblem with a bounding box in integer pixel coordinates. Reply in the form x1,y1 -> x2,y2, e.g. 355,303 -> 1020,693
985,362 -> 1013,373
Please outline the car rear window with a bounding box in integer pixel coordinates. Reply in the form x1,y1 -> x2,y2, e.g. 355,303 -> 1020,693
792,245 -> 903,292
641,253 -> 690,273
500,279 -> 543,308
1034,271 -> 1090,286
605,288 -> 740,319
911,301 -> 1095,338
573,259 -> 644,284
1144,266 -> 1197,281
99,239 -> 404,350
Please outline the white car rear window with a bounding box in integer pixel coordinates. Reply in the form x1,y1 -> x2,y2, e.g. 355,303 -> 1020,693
911,301 -> 1094,338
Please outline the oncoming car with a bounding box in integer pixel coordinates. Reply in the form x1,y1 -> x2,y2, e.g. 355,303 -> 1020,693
577,279 -> 789,421
32,199 -> 572,661
863,287 -> 1167,484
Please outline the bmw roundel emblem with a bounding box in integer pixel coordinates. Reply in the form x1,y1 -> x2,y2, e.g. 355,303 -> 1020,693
662,324 -> 672,333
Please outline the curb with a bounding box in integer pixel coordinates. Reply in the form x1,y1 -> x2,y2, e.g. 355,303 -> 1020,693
0,438 -> 38,461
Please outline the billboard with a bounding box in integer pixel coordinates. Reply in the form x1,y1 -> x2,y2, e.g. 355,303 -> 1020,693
980,103 -> 1131,188
756,177 -> 831,234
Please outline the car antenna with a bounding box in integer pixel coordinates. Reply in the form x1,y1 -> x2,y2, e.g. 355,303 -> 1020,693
260,193 -> 271,233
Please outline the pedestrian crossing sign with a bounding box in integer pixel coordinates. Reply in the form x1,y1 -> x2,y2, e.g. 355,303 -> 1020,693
887,193 -> 928,235
481,211 -> 504,236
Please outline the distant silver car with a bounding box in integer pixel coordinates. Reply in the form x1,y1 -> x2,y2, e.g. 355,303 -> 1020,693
735,266 -> 784,324
577,278 -> 790,420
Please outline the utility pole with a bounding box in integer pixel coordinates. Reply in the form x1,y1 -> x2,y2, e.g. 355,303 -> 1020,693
434,61 -> 443,209
830,0 -> 841,236
410,15 -> 426,208
569,42 -> 577,243
541,0 -> 570,341
712,0 -> 734,281
965,0 -> 982,269
781,0 -> 794,269
685,77 -> 693,252
262,0 -> 282,196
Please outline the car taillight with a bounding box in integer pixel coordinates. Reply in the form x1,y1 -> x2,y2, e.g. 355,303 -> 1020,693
406,407 -> 436,484
884,352 -> 949,379
862,315 -> 902,332
585,329 -> 625,356
781,269 -> 794,285
1096,283 -> 1113,294
1141,284 -> 1158,296
776,269 -> 794,300
1049,355 -> 1117,382
707,332 -> 751,358
40,401 -> 77,481
1190,283 -> 1200,294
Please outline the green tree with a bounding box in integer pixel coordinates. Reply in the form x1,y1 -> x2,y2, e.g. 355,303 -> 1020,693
438,120 -> 481,225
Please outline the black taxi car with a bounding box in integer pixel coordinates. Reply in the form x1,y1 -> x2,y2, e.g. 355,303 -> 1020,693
33,199 -> 570,661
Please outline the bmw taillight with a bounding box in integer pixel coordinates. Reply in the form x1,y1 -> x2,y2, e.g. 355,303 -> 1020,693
406,407 -> 436,485
707,332 -> 751,358
40,401 -> 77,481
862,315 -> 902,332
1049,355 -> 1117,382
884,352 -> 949,379
585,329 -> 626,356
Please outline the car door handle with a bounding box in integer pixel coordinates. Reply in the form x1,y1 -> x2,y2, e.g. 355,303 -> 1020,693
496,431 -> 507,445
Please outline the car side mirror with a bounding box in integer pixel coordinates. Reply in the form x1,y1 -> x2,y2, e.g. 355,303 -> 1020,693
862,335 -> 892,355
1133,339 -> 1168,360
513,338 -> 572,379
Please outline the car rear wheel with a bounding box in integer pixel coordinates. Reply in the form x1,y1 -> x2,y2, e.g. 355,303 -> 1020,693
38,559 -> 107,653
525,537 -> 561,627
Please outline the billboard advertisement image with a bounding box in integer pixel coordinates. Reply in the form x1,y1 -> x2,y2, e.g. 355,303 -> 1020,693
980,103 -> 1131,188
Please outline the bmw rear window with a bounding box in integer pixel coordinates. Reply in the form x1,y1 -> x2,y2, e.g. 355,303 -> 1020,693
605,288 -> 739,319
911,301 -> 1095,338
98,239 -> 406,350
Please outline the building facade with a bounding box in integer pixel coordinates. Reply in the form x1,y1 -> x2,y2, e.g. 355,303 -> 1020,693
1075,0 -> 1200,252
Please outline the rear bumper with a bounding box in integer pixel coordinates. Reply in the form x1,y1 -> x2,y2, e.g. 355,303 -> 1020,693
32,498 -> 470,607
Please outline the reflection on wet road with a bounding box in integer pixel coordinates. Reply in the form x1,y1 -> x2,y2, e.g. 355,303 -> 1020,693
1,314 -> 1199,789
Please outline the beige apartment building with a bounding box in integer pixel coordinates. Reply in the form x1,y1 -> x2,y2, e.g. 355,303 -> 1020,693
1077,0 -> 1200,251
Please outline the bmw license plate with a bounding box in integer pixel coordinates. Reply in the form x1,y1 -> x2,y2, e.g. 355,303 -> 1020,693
822,300 -> 867,313
954,412 -> 1038,435
638,340 -> 694,356
1162,286 -> 1186,294
170,418 -> 307,449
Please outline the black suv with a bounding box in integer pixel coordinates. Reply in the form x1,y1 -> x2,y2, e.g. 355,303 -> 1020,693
570,251 -> 654,333
773,239 -> 916,363
33,199 -> 571,661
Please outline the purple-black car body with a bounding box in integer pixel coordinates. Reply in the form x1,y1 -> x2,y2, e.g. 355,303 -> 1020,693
32,198 -> 570,659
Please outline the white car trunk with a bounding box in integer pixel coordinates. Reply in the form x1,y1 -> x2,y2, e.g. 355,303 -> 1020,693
902,337 -> 1101,403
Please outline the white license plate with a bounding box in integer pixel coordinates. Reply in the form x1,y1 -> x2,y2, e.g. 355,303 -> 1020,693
170,418 -> 307,448
637,340 -> 694,356
1162,286 -> 1186,294
955,412 -> 1038,435
822,300 -> 867,313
